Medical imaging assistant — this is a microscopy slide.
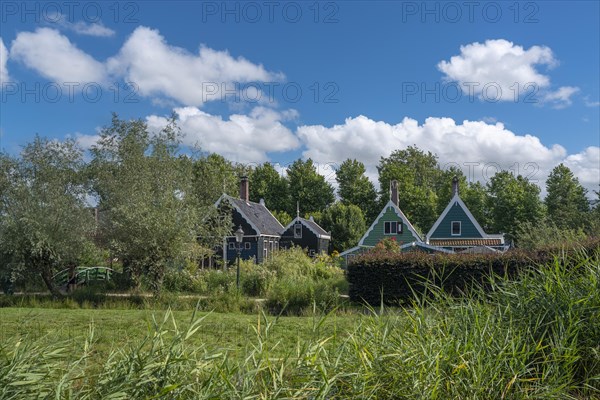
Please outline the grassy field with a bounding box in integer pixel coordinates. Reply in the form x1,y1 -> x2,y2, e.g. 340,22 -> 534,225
1,249 -> 599,398
0,307 -> 357,364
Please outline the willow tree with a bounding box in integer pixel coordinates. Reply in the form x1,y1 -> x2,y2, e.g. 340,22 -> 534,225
90,114 -> 226,292
0,137 -> 95,296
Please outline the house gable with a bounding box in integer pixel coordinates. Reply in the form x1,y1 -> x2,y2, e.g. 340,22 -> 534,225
282,217 -> 331,240
427,195 -> 485,240
215,194 -> 283,237
281,217 -> 330,255
358,201 -> 422,247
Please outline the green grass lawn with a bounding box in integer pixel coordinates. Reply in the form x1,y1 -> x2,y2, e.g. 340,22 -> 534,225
0,307 -> 358,364
1,250 -> 599,398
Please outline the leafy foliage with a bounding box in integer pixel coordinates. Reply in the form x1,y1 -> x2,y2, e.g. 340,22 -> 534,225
347,238 -> 600,305
90,114 -> 224,292
336,159 -> 378,220
545,163 -> 589,229
287,158 -> 335,215
249,162 -> 290,212
486,171 -> 545,240
0,137 -> 94,296
377,146 -> 440,231
319,202 -> 366,252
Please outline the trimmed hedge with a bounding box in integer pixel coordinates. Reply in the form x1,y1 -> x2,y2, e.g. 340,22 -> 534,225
347,239 -> 600,305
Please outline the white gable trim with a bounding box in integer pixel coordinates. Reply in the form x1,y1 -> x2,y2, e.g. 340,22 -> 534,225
215,194 -> 263,236
358,200 -> 423,246
426,194 -> 487,242
283,217 -> 331,240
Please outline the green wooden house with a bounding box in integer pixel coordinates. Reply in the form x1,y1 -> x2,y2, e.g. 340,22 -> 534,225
340,180 -> 426,266
425,176 -> 506,252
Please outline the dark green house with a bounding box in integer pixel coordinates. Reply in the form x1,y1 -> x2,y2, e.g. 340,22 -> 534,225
340,180 -> 425,265
215,177 -> 284,265
425,176 -> 506,252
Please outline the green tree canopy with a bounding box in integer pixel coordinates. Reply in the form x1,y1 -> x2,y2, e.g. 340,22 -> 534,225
336,159 -> 378,221
0,137 -> 95,296
249,162 -> 290,212
545,164 -> 589,229
377,146 -> 439,232
486,171 -> 545,240
192,153 -> 239,206
287,158 -> 335,215
90,114 -> 213,292
319,203 -> 366,252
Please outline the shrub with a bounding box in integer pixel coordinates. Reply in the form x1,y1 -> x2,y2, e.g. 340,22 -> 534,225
347,238 -> 600,305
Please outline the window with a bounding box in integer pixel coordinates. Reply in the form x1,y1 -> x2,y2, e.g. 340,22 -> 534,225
244,242 -> 251,250
294,223 -> 302,238
451,221 -> 461,236
309,249 -> 316,257
384,221 -> 403,235
228,242 -> 235,250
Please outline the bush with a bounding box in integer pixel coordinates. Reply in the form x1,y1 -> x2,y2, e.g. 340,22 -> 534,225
347,238 -> 600,305
266,276 -> 342,315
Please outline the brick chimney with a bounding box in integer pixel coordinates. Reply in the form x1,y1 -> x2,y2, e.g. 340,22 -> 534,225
452,176 -> 459,197
390,180 -> 399,206
239,176 -> 249,202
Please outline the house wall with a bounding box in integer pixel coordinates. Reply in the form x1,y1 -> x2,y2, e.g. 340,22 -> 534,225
361,206 -> 421,246
281,223 -> 320,255
257,237 -> 279,263
226,237 -> 258,264
429,201 -> 483,239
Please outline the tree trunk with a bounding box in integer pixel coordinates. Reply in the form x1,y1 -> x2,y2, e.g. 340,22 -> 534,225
40,266 -> 63,298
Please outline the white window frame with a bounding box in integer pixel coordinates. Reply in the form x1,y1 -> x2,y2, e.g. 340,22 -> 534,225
244,242 -> 251,250
294,223 -> 302,238
228,242 -> 235,250
384,221 -> 402,235
451,221 -> 461,236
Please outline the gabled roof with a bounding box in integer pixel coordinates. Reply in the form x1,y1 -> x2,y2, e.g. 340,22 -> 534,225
426,193 -> 504,244
215,194 -> 284,236
284,216 -> 331,240
358,200 -> 423,246
429,238 -> 504,247
399,241 -> 454,253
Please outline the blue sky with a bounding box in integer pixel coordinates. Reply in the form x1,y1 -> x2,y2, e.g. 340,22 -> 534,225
1,1 -> 598,193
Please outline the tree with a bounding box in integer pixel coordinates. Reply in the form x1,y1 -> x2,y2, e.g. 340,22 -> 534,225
461,181 -> 491,231
90,114 -> 209,292
486,171 -> 545,240
192,153 -> 239,206
272,210 -> 292,227
319,203 -> 366,252
435,167 -> 491,230
0,137 -> 95,296
336,159 -> 378,221
377,146 -> 439,232
545,164 -> 589,229
287,158 -> 335,215
249,162 -> 290,212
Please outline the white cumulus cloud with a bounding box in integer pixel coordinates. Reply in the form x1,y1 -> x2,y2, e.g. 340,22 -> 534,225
146,106 -> 300,163
297,115 -> 599,195
0,38 -> 9,84
107,26 -> 283,106
543,86 -> 580,109
438,39 -> 578,106
10,28 -> 107,83
63,20 -> 115,37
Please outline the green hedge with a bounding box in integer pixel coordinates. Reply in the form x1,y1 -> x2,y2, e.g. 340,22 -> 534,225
347,239 -> 600,305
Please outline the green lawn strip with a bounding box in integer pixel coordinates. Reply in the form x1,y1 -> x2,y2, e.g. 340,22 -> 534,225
0,307 -> 357,365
